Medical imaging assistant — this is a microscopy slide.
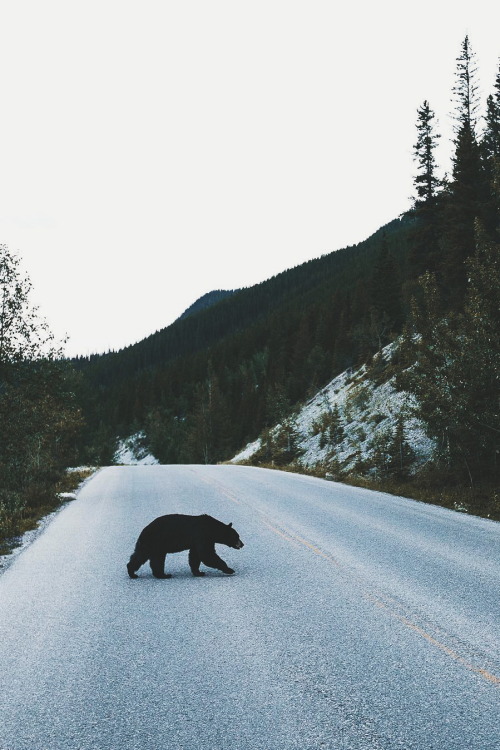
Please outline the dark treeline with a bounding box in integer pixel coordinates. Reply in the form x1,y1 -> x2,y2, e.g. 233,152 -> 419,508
73,216 -> 414,464
74,37 -> 500,497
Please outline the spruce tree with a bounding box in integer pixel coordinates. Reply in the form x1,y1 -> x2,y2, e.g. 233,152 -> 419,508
413,100 -> 441,204
410,101 -> 441,275
440,36 -> 482,304
452,35 -> 480,130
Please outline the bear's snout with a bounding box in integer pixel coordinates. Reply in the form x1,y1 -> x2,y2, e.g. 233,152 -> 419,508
235,539 -> 244,549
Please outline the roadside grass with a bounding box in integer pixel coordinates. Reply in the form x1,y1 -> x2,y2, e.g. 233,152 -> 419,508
0,468 -> 96,557
232,459 -> 500,522
338,475 -> 500,521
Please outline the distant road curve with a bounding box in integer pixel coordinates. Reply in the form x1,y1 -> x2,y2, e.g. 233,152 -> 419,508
0,465 -> 499,750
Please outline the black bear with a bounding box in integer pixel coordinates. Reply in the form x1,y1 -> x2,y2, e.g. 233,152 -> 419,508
127,513 -> 244,579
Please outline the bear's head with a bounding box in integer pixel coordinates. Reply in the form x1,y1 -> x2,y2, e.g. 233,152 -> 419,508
224,522 -> 244,550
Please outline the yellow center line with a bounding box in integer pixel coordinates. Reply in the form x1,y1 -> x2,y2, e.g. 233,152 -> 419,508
192,470 -> 500,686
398,610 -> 500,685
261,516 -> 500,687
292,532 -> 342,567
259,518 -> 303,548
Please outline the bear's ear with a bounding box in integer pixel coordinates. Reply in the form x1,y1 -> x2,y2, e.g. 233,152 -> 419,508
228,522 -> 233,527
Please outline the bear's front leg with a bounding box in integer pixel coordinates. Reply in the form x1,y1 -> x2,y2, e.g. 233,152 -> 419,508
149,552 -> 172,579
200,545 -> 235,575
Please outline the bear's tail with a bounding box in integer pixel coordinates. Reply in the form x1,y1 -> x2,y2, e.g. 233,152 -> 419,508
127,540 -> 148,579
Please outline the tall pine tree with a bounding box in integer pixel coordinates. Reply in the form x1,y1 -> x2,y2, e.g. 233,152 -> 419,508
413,100 -> 441,203
440,36 -> 482,304
410,100 -> 441,275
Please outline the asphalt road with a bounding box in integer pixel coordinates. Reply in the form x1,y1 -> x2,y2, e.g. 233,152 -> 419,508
0,465 -> 499,750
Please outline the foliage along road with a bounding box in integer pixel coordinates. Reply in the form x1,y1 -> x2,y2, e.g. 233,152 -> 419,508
0,465 -> 499,750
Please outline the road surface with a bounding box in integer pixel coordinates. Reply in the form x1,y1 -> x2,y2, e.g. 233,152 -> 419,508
0,465 -> 499,749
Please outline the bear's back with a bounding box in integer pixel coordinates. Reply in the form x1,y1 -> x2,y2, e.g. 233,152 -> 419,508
138,513 -> 205,552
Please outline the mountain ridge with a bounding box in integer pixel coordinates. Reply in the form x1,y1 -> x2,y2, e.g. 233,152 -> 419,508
177,289 -> 237,321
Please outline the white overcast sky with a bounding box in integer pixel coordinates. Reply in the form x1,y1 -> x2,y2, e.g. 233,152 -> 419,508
0,1 -> 499,356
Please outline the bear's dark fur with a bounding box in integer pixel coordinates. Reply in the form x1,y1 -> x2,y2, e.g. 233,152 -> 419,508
127,513 -> 244,579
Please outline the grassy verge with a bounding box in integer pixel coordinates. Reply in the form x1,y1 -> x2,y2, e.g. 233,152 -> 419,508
0,467 -> 97,557
234,460 -> 500,522
338,475 -> 500,521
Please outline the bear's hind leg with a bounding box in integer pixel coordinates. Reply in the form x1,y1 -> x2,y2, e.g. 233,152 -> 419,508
150,552 -> 172,579
188,548 -> 206,577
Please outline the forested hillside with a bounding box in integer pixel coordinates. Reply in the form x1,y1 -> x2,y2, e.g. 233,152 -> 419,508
73,215 -> 414,464
74,37 -> 499,512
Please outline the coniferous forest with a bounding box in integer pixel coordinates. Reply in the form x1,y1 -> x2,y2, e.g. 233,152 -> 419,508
1,37 -> 499,539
